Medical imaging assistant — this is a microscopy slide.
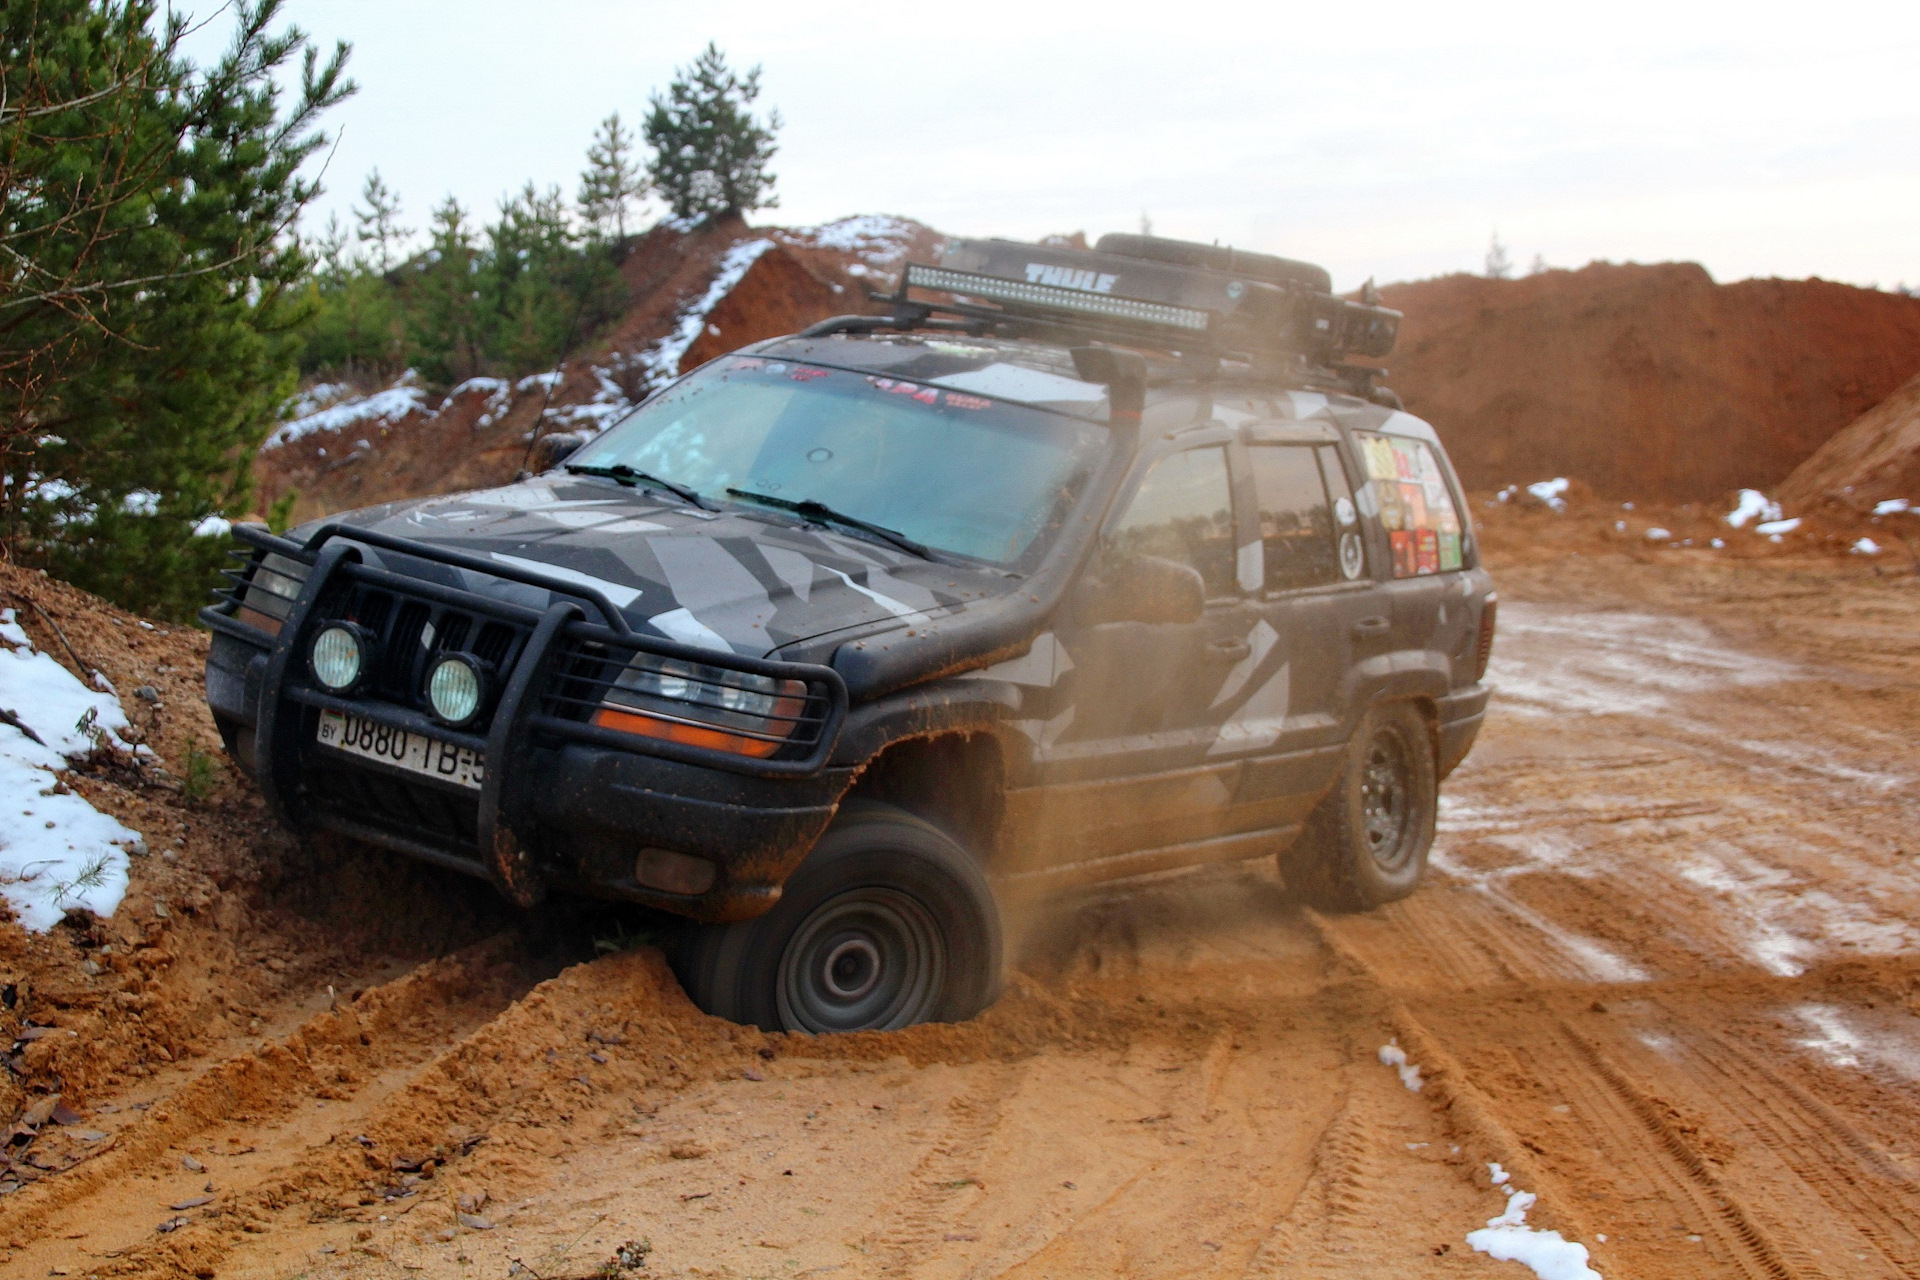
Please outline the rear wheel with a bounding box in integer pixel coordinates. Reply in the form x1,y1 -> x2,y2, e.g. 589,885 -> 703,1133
675,802 -> 1002,1033
1279,701 -> 1436,912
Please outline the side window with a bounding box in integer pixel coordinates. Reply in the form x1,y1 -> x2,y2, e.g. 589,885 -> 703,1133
1105,446 -> 1237,599
1247,445 -> 1341,591
1356,433 -> 1464,577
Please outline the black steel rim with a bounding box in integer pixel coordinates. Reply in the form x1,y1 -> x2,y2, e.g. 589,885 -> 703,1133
776,887 -> 946,1033
1361,727 -> 1415,871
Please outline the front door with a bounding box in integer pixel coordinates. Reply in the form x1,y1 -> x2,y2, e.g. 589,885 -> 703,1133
1008,441 -> 1263,880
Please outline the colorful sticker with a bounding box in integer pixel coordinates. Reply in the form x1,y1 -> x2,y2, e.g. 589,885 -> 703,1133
1415,528 -> 1440,575
1390,530 -> 1416,577
1399,482 -> 1428,530
789,366 -> 829,382
1375,479 -> 1404,531
945,392 -> 991,410
1392,440 -> 1418,481
1438,531 -> 1462,571
1363,437 -> 1398,481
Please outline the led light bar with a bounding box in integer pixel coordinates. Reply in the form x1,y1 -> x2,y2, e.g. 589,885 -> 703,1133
906,264 -> 1210,333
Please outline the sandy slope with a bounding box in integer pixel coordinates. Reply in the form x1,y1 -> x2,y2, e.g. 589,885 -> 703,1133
5,542 -> 1919,1280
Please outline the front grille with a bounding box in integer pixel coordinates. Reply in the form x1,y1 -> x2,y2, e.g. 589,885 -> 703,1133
313,579 -> 532,728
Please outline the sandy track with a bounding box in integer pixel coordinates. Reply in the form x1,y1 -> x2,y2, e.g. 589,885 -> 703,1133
10,554 -> 1920,1280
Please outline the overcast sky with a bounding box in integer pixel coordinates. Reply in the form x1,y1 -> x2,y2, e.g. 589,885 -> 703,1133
187,0 -> 1920,292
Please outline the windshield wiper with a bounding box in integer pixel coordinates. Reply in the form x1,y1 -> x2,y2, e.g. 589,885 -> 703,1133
565,462 -> 713,510
725,489 -> 932,560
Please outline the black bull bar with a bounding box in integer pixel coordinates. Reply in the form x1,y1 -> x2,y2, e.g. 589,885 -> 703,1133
208,522 -> 848,907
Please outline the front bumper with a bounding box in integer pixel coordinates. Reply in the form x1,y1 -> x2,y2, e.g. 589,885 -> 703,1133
203,523 -> 849,920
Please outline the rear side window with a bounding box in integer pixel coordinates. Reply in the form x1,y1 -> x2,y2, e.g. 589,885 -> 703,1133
1248,445 -> 1358,590
1355,433 -> 1464,576
1106,446 -> 1237,598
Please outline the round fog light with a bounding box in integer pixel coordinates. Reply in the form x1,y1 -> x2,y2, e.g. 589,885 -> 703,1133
426,653 -> 486,726
310,624 -> 367,693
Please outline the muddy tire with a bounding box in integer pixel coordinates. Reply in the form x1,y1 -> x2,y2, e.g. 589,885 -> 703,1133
1279,701 -> 1436,912
674,802 -> 1003,1033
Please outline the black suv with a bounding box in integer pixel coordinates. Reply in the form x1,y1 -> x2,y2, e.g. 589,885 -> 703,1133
204,234 -> 1495,1035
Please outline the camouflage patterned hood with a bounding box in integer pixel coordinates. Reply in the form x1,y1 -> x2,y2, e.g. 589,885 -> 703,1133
313,474 -> 1013,660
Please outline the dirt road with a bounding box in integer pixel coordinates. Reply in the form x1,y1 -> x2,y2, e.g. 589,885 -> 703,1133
7,545 -> 1920,1280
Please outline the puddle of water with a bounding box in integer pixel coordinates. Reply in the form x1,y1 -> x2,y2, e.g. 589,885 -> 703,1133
1489,605 -> 1798,719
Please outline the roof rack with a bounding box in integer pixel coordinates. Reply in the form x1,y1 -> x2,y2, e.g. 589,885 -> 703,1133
800,234 -> 1401,402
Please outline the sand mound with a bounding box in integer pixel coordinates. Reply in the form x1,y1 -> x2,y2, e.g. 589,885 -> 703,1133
1377,263 -> 1920,500
1775,369 -> 1920,513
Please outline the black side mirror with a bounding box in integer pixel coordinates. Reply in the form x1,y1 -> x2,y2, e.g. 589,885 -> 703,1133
1079,554 -> 1206,626
528,430 -> 591,473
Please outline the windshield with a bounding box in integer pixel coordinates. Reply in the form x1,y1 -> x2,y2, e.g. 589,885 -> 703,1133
569,355 -> 1113,565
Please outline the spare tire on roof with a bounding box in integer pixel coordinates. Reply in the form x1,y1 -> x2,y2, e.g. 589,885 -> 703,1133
1093,233 -> 1333,294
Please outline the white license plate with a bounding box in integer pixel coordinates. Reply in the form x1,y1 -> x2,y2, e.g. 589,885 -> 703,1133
316,709 -> 484,790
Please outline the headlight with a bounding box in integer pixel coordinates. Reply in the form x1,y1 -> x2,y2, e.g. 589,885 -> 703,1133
309,623 -> 371,694
426,653 -> 489,727
594,655 -> 806,758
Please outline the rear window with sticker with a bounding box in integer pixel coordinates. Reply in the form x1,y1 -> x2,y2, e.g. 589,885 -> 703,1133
1354,434 -> 1463,577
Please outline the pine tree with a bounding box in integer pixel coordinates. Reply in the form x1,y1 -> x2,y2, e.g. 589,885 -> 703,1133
578,112 -> 646,239
406,197 -> 483,384
643,44 -> 781,223
1485,232 -> 1513,279
1,0 -> 353,620
355,168 -> 412,272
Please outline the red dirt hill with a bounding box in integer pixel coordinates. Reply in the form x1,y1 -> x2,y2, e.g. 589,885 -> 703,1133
1377,264 -> 1920,500
255,215 -> 944,519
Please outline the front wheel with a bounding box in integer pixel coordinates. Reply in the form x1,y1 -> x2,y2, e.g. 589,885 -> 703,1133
1279,701 -> 1437,912
674,802 -> 1003,1033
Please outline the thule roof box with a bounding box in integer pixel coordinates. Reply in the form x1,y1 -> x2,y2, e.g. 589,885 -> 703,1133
916,234 -> 1395,364
801,232 -> 1403,399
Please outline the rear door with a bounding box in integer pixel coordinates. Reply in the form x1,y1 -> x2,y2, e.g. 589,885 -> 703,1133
1214,432 -> 1380,826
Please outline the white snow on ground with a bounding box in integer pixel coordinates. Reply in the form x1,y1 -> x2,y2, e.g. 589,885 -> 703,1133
1466,1169 -> 1603,1280
1791,1003 -> 1920,1083
1851,537 -> 1880,554
1644,526 -> 1671,541
1755,517 -> 1801,536
1873,498 -> 1911,515
1725,489 -> 1781,528
1377,1040 -> 1424,1091
1526,478 -> 1570,511
0,610 -> 143,931
266,376 -> 430,449
626,238 -> 776,390
544,365 -> 636,431
781,214 -> 925,271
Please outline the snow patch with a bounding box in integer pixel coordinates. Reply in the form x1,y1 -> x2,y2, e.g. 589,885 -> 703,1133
1872,498 -> 1910,515
1643,526 -> 1670,541
267,376 -> 430,449
193,514 -> 232,538
1466,1175 -> 1603,1280
1527,478 -> 1570,511
0,609 -> 143,930
1755,517 -> 1801,536
1850,537 -> 1880,555
1725,489 -> 1780,528
631,239 -> 776,388
1377,1040 -> 1424,1091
